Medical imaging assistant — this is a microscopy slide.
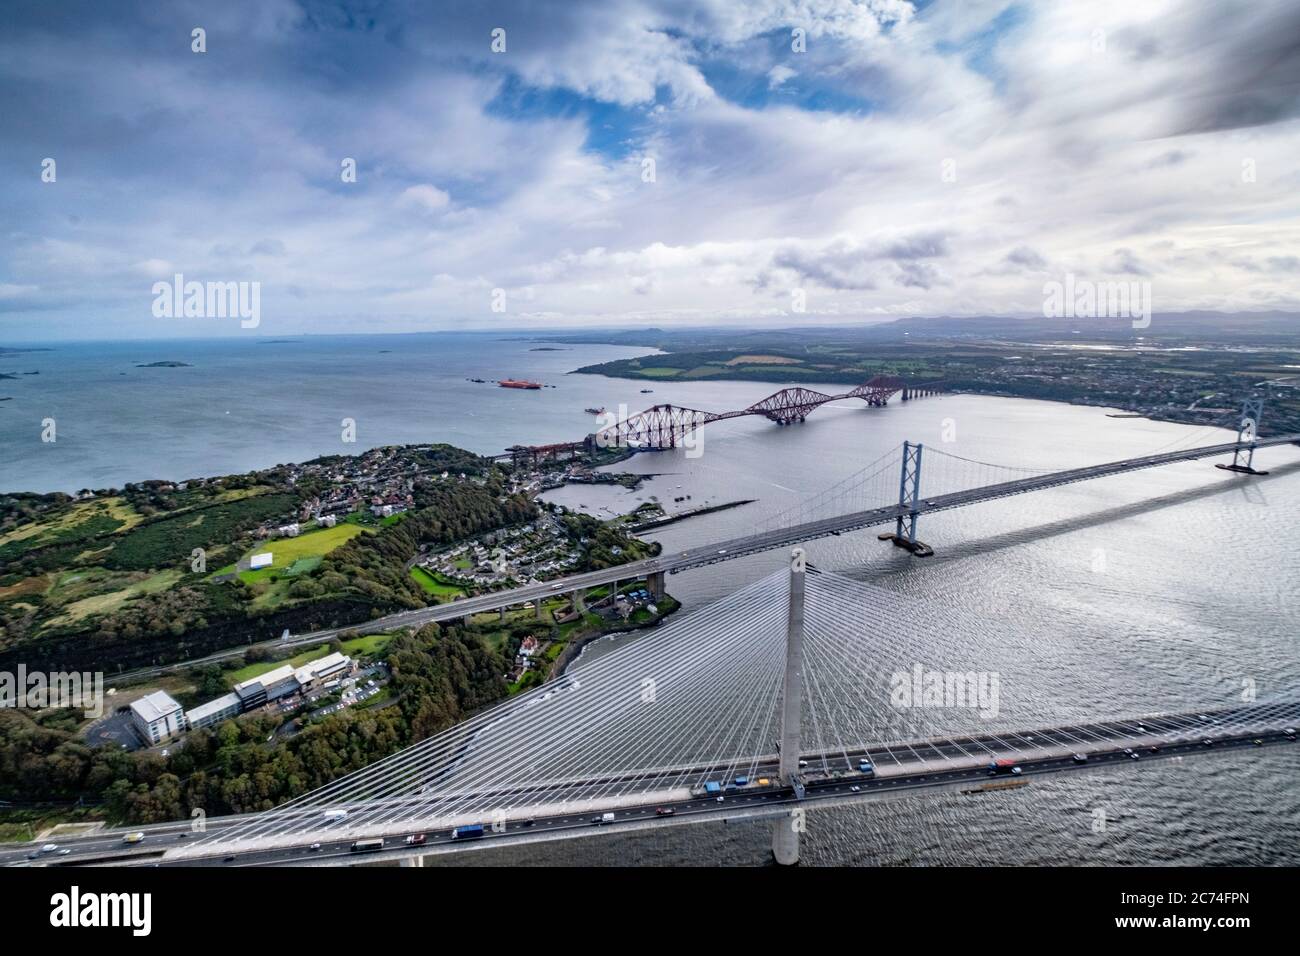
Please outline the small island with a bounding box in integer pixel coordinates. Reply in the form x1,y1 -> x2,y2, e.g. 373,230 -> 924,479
135,361 -> 193,368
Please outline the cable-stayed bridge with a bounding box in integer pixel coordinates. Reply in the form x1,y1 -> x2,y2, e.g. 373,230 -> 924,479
63,557 -> 1295,867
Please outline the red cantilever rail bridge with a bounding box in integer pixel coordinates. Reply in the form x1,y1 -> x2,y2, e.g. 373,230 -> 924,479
504,376 -> 943,462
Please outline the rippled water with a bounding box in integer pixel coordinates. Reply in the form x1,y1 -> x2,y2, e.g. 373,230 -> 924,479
531,395 -> 1300,866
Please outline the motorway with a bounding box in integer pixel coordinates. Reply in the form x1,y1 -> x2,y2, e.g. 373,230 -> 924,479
110,433 -> 1300,685
7,702 -> 1296,867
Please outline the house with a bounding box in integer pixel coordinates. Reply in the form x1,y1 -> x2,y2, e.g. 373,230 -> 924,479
129,691 -> 185,746
277,523 -> 301,538
318,514 -> 338,528
249,552 -> 273,570
518,636 -> 539,658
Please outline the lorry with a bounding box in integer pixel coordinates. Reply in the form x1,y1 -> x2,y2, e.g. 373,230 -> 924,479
988,758 -> 1021,775
703,781 -> 722,796
451,824 -> 485,840
858,759 -> 874,776
322,809 -> 348,821
350,838 -> 384,853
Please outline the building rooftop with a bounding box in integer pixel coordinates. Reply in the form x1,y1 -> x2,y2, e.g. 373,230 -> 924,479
234,664 -> 297,693
186,692 -> 241,723
129,690 -> 183,724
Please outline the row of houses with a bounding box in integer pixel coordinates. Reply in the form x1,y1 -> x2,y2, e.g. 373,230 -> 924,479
129,652 -> 355,744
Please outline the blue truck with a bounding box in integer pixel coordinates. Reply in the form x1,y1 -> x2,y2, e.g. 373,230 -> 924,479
704,781 -> 722,795
452,823 -> 485,840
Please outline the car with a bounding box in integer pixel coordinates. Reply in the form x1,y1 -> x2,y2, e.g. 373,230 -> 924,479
40,844 -> 58,853
222,855 -> 236,863
1010,766 -> 1023,775
57,849 -> 71,856
1202,738 -> 1214,746
1253,738 -> 1264,746
1128,751 -> 1140,760
522,818 -> 536,827
1148,745 -> 1160,753
716,795 -> 725,802
177,833 -> 188,840
1072,753 -> 1088,764
310,843 -> 322,851
716,549 -> 728,555
26,851 -> 40,860
1284,727 -> 1297,738
850,785 -> 861,792
405,834 -> 427,846
655,807 -> 675,817
550,583 -> 564,590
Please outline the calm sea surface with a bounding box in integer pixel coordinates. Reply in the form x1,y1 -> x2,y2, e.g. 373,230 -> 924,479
4,333 -> 1298,865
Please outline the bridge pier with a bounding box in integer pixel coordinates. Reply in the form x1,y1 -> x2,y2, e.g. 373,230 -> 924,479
573,588 -> 586,613
647,571 -> 665,601
772,547 -> 807,866
400,854 -> 424,868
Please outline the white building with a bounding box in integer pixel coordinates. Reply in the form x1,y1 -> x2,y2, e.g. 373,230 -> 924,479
278,522 -> 301,538
249,552 -> 273,570
294,652 -> 353,691
129,691 -> 185,746
186,692 -> 241,730
318,514 -> 337,528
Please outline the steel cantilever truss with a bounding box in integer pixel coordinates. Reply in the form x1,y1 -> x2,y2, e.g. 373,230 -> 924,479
596,375 -> 937,449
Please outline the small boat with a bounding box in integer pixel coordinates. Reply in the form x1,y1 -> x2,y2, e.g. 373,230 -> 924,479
640,389 -> 654,393
584,407 -> 607,415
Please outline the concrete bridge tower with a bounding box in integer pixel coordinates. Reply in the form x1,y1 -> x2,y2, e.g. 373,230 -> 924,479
773,547 -> 807,865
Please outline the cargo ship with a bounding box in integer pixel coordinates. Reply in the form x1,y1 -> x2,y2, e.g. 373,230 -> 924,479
498,379 -> 543,390
584,406 -> 606,415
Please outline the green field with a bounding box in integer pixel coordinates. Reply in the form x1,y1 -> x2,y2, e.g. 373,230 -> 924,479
231,523 -> 366,583
409,566 -> 467,600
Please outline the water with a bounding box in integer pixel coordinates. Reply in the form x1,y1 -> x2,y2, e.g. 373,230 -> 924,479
5,335 -> 1298,864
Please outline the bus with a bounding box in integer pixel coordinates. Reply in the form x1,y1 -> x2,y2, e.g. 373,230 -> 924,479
349,838 -> 384,853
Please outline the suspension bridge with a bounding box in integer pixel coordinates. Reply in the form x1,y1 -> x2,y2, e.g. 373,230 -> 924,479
91,400 -> 1299,692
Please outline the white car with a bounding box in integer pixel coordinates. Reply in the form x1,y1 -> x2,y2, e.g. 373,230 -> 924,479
40,844 -> 58,854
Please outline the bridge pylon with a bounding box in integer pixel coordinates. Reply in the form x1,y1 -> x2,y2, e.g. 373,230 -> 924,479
877,441 -> 934,556
773,547 -> 807,866
1216,396 -> 1270,476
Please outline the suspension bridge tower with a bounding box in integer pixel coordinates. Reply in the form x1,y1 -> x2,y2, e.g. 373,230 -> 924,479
1216,396 -> 1270,476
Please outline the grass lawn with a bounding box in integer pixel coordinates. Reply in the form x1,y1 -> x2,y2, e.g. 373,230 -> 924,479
631,366 -> 686,378
409,566 -> 467,600
230,523 -> 366,583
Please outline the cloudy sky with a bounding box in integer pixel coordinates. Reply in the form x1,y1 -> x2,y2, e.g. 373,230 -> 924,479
3,0 -> 1299,340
